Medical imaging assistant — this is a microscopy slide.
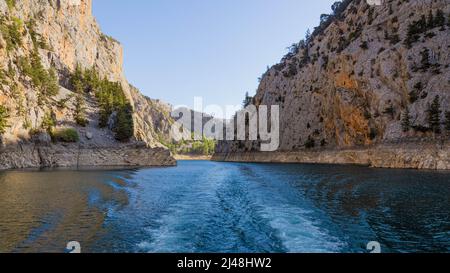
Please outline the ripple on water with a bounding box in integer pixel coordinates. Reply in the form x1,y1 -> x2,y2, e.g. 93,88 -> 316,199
0,162 -> 449,253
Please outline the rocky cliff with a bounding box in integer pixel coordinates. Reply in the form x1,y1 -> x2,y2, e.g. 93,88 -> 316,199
0,0 -> 176,169
215,0 -> 450,170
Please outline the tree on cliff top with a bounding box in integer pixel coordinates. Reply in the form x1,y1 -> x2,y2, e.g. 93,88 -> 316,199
242,92 -> 253,108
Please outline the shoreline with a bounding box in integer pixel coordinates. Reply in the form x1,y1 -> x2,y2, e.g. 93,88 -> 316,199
212,142 -> 450,170
174,154 -> 213,161
0,143 -> 176,170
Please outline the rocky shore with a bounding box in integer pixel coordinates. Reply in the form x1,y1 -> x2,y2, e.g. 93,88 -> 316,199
174,154 -> 212,161
0,142 -> 176,170
213,142 -> 450,170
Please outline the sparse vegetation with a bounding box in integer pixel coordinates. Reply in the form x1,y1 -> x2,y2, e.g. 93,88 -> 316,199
405,10 -> 448,48
360,41 -> 368,50
433,9 -> 446,29
445,111 -> 450,132
26,19 -> 50,50
6,0 -> 16,10
41,111 -> 56,133
305,136 -> 315,149
74,94 -> 89,127
419,48 -> 431,72
70,66 -> 134,141
409,82 -> 423,103
52,128 -> 79,143
189,137 -> 216,155
401,107 -> 411,132
114,103 -> 134,142
242,92 -> 253,107
18,50 -> 59,102
0,106 -> 10,135
280,0 -> 353,64
57,94 -> 74,109
409,90 -> 419,103
369,128 -> 378,140
0,16 -> 23,52
162,135 -> 216,156
383,104 -> 395,119
426,95 -> 442,134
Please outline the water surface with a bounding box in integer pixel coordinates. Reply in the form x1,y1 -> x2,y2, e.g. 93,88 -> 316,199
0,161 -> 448,253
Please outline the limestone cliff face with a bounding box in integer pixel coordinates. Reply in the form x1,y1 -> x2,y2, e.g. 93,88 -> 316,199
0,0 -> 176,168
215,0 -> 450,169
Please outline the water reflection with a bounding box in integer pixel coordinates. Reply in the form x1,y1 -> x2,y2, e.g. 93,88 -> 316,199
0,170 -> 134,253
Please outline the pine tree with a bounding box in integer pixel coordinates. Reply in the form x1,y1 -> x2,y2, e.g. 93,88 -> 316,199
401,107 -> 411,132
427,95 -> 442,134
44,68 -> 59,97
114,103 -> 134,142
434,9 -> 446,28
305,29 -> 311,43
420,48 -> 431,71
305,136 -> 315,149
71,64 -> 84,93
74,94 -> 88,127
427,10 -> 435,28
0,105 -> 10,134
242,92 -> 253,107
41,111 -> 56,133
445,111 -> 450,132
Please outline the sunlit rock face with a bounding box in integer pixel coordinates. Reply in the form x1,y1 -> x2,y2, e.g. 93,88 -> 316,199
216,0 -> 450,169
0,0 -> 177,168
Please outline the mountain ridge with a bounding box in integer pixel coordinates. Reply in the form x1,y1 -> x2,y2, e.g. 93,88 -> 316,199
0,0 -> 179,169
214,0 -> 450,169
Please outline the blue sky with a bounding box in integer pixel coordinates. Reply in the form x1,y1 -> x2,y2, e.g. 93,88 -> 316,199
93,0 -> 336,116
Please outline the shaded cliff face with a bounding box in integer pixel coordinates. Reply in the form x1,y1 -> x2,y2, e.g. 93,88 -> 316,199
217,0 -> 450,154
0,0 -> 174,148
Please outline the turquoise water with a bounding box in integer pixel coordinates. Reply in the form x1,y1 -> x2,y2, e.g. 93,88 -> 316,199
0,161 -> 449,253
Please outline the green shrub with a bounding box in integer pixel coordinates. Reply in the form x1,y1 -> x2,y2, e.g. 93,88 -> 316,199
409,90 -> 419,103
6,0 -> 15,10
185,138 -> 216,156
18,50 -> 59,101
0,105 -> 10,135
0,69 -> 7,85
57,94 -> 73,109
0,16 -> 23,51
305,136 -> 315,149
360,41 -> 368,50
52,128 -> 79,143
26,19 -> 50,50
41,111 -> 56,133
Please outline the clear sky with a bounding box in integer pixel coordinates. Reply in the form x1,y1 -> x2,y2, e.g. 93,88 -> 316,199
93,0 -> 336,117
